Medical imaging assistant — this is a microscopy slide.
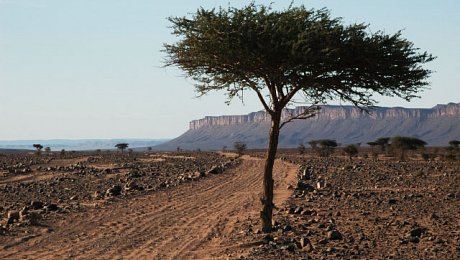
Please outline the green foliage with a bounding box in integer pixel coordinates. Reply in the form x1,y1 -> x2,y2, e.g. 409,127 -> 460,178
368,137 -> 390,152
390,136 -> 426,160
312,139 -> 337,157
449,140 -> 460,148
367,141 -> 378,146
164,2 -> 434,233
298,143 -> 306,154
33,144 -> 43,155
33,144 -> 43,151
234,141 -> 247,156
343,144 -> 359,159
317,139 -> 338,148
115,143 -> 129,153
164,3 -> 434,109
446,141 -> 459,160
391,136 -> 426,150
308,140 -> 318,149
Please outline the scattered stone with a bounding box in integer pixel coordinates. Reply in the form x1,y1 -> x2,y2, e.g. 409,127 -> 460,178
409,237 -> 420,243
45,204 -> 59,212
207,165 -> 222,174
282,224 -> 292,232
30,201 -> 44,210
280,243 -> 296,252
106,185 -> 122,197
316,179 -> 326,189
318,238 -> 329,245
293,207 -> 303,214
263,234 -> 274,244
327,230 -> 343,240
300,236 -> 314,252
124,181 -> 139,191
7,210 -> 20,224
408,227 -> 426,238
302,209 -> 316,216
388,198 -> 397,204
296,181 -> 314,192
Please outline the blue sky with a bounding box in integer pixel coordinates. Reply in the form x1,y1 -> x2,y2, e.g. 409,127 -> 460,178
0,0 -> 459,140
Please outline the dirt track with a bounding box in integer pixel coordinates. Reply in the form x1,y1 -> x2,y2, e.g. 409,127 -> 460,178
1,156 -> 298,259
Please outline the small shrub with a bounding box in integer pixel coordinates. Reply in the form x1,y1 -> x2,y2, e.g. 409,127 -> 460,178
234,142 -> 247,156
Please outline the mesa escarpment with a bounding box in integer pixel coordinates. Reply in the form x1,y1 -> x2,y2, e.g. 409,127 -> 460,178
189,103 -> 460,130
156,103 -> 460,151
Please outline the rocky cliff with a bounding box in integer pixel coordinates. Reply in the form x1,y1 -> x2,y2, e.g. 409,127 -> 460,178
189,103 -> 460,130
155,103 -> 460,151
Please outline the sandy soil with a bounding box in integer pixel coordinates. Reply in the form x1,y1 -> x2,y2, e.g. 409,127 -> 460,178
0,156 -> 298,259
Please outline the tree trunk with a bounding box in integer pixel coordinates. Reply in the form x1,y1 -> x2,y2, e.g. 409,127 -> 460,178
261,111 -> 281,233
400,149 -> 405,161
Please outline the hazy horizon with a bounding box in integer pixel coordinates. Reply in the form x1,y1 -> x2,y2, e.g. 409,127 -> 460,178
1,0 -> 459,140
0,138 -> 169,150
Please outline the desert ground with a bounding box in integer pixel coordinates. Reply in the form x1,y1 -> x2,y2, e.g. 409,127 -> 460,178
1,149 -> 459,259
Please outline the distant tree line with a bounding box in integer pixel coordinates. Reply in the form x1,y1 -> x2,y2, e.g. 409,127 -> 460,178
296,136 -> 460,161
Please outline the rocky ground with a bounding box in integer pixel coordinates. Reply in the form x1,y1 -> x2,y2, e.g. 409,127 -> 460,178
0,151 -> 238,238
239,153 -> 460,259
0,150 -> 459,259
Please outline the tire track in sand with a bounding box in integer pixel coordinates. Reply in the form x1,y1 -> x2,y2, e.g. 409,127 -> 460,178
1,156 -> 298,259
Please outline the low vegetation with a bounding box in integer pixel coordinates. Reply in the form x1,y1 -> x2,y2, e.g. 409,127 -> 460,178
234,141 -> 247,156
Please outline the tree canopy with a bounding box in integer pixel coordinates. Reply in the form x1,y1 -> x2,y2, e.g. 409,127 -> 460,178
449,140 -> 460,148
165,4 -> 434,115
33,144 -> 43,151
312,139 -> 338,157
391,136 -> 426,150
234,141 -> 247,156
115,143 -> 129,153
164,3 -> 434,233
390,136 -> 426,160
343,144 -> 359,159
367,137 -> 390,151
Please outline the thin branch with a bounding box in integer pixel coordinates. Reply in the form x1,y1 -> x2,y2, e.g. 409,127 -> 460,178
262,75 -> 279,109
249,85 -> 274,115
242,76 -> 274,115
275,83 -> 285,100
279,105 -> 321,129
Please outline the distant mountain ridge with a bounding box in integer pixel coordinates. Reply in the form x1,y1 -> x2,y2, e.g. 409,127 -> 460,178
189,103 -> 460,129
155,103 -> 460,150
0,139 -> 169,151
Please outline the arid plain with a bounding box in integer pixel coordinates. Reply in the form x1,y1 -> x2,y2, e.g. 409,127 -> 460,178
1,149 -> 459,259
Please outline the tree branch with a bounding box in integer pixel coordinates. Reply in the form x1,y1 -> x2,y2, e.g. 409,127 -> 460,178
263,75 -> 279,109
279,105 -> 321,129
241,76 -> 274,115
249,85 -> 274,115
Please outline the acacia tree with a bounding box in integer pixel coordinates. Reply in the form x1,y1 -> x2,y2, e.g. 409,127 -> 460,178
164,4 -> 434,232
367,137 -> 390,151
298,143 -> 306,154
33,144 -> 43,155
316,139 -> 338,157
234,141 -> 247,156
390,136 -> 427,160
115,143 -> 129,153
446,140 -> 460,160
308,140 -> 319,151
449,140 -> 460,148
343,144 -> 359,160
